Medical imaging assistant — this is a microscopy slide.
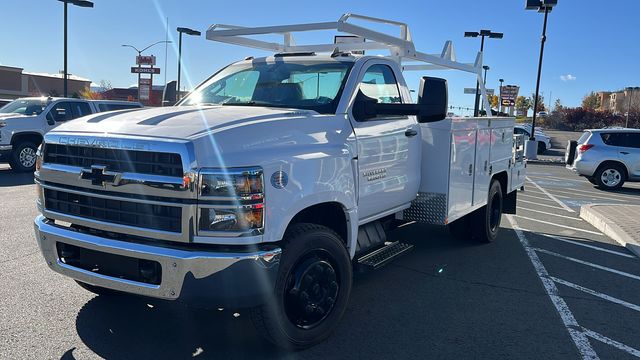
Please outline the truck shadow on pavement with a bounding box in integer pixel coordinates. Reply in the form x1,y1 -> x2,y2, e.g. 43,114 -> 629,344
0,167 -> 34,187
72,224 -> 544,359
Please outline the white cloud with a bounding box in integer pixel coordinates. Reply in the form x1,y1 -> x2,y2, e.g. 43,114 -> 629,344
560,74 -> 576,81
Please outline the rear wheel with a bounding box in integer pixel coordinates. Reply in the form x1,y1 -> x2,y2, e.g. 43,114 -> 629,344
471,180 -> 503,243
9,141 -> 38,172
250,223 -> 352,349
595,164 -> 625,190
537,142 -> 547,154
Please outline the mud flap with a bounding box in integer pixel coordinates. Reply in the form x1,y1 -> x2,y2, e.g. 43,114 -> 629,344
503,190 -> 517,214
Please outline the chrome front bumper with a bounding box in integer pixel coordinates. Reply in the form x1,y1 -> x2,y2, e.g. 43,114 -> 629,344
34,215 -> 281,307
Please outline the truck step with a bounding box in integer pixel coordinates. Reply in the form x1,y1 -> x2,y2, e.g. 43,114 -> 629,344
357,241 -> 414,271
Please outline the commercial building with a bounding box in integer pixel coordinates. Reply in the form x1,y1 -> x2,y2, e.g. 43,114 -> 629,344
0,65 -> 91,100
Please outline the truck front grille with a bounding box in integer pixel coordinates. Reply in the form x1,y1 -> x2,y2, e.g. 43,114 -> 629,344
44,188 -> 182,233
44,144 -> 183,177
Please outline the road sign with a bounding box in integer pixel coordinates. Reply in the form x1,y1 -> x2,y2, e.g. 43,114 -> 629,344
131,67 -> 160,74
136,55 -> 156,66
464,88 -> 494,95
139,77 -> 152,101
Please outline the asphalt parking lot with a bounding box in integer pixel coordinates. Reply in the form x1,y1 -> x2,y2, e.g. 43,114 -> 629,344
1,161 -> 640,359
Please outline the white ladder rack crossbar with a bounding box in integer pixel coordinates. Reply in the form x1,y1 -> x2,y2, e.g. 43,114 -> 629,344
206,13 -> 492,114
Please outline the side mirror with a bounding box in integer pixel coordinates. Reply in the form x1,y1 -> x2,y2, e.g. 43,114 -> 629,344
416,76 -> 448,123
352,76 -> 448,123
162,80 -> 177,106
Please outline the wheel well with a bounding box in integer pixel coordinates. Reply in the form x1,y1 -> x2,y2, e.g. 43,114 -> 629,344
596,161 -> 628,179
286,202 -> 348,246
11,132 -> 43,147
492,171 -> 508,197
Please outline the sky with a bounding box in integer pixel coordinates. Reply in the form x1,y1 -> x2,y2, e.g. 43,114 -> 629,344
1,0 -> 639,115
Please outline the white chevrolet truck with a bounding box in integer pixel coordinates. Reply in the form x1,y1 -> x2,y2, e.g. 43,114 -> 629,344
0,97 -> 142,172
34,14 -> 525,349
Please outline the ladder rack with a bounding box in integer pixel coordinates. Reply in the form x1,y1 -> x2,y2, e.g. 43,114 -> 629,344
206,13 -> 492,114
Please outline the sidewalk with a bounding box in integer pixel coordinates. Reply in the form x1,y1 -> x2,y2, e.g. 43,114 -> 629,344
580,204 -> 640,258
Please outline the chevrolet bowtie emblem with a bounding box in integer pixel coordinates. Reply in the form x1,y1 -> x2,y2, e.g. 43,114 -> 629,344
80,165 -> 122,187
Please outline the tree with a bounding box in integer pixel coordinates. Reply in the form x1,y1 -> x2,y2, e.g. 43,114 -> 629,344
530,93 -> 545,112
581,92 -> 600,110
553,98 -> 563,112
515,96 -> 531,115
490,95 -> 499,109
78,86 -> 103,100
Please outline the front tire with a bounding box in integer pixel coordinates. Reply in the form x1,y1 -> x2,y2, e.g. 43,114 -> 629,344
9,141 -> 38,172
250,223 -> 352,350
471,180 -> 503,243
595,164 -> 625,190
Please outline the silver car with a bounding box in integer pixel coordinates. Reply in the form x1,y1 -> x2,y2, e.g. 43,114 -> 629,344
566,128 -> 640,190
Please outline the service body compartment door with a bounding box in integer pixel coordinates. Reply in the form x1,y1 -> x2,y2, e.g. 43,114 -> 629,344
449,128 -> 476,219
473,121 -> 491,206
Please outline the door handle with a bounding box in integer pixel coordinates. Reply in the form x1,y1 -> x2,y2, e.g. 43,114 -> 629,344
620,151 -> 630,155
405,129 -> 418,137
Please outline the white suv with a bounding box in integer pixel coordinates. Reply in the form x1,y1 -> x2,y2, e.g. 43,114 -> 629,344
566,128 -> 640,190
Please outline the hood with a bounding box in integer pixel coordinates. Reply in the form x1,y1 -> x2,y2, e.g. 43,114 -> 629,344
51,105 -> 323,140
0,113 -> 32,121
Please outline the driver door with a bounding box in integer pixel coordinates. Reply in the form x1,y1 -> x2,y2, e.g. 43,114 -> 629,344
348,61 -> 421,221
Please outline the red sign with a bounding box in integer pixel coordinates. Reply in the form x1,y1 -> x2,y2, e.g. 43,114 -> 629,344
136,55 -> 156,66
139,78 -> 152,85
131,67 -> 160,74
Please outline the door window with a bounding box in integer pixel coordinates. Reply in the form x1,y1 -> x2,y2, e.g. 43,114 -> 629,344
70,102 -> 92,118
626,133 -> 640,149
360,64 -> 402,104
601,133 -> 627,146
48,102 -> 73,122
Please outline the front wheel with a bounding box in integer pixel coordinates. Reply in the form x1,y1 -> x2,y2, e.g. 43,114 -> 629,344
471,180 -> 503,243
9,141 -> 38,172
250,223 -> 352,350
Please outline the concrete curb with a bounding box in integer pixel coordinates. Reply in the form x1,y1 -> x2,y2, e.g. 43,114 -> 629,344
580,204 -> 640,258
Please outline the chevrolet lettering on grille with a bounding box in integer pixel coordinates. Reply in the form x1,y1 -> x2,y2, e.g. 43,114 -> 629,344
80,165 -> 122,187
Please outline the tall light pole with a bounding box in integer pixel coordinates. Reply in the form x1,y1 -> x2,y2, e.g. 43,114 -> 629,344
526,0 -> 557,159
499,78 -> 504,114
58,0 -> 93,98
464,29 -> 503,117
625,87 -> 639,128
482,65 -> 490,114
176,27 -> 201,100
121,41 -> 172,102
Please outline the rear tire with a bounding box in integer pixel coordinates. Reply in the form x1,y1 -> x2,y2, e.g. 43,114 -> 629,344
471,180 -> 503,243
8,141 -> 38,172
250,223 -> 352,350
595,164 -> 625,190
75,280 -> 120,296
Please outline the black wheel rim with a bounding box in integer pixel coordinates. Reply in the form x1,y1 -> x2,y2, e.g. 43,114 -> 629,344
284,250 -> 339,330
489,194 -> 501,232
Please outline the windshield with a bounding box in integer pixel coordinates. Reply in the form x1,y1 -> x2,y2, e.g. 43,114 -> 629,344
0,99 -> 48,116
180,60 -> 353,114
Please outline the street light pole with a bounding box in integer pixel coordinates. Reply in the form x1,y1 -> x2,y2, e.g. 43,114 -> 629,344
176,27 -> 201,100
482,65 -> 490,113
499,78 -> 504,114
58,0 -> 93,98
465,30 -> 503,117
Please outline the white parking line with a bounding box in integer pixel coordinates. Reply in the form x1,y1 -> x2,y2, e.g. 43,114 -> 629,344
582,328 -> 640,358
516,207 -> 584,221
528,175 -> 587,183
533,248 -> 640,281
519,199 -> 567,211
550,187 -> 632,201
526,177 -> 575,213
554,194 -> 627,203
534,233 -> 635,259
519,193 -> 559,203
515,215 -> 603,235
506,216 -> 599,359
551,276 -> 640,312
547,188 -> 628,202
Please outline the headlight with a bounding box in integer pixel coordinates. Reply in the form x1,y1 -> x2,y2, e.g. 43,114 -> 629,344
35,144 -> 43,172
198,167 -> 264,235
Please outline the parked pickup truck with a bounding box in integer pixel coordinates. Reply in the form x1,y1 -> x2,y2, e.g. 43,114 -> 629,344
33,14 -> 525,349
0,97 -> 142,171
